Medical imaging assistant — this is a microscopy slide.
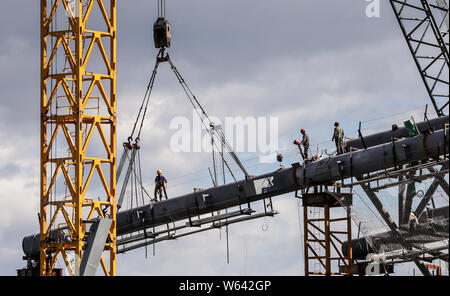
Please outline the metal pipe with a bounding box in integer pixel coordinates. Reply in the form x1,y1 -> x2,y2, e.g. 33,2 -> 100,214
346,115 -> 449,151
22,129 -> 449,260
342,206 -> 449,259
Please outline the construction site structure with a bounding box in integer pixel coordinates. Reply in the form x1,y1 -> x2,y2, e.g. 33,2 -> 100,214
23,117 -> 449,275
389,0 -> 449,117
35,0 -> 117,276
302,188 -> 353,276
19,0 -> 449,276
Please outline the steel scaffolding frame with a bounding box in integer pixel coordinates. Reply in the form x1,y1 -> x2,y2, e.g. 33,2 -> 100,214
302,188 -> 353,276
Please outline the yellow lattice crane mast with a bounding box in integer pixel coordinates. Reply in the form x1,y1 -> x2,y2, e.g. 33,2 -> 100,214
40,0 -> 117,276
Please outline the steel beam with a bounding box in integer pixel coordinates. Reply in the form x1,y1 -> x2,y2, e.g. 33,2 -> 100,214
342,159 -> 448,188
389,0 -> 449,117
117,211 -> 278,254
436,0 -> 449,29
357,180 -> 438,276
23,129 -> 449,260
402,174 -> 417,225
415,164 -> 449,216
343,206 -> 449,258
79,218 -> 113,276
357,180 -> 402,238
346,115 -> 449,151
427,166 -> 450,196
398,165 -> 408,225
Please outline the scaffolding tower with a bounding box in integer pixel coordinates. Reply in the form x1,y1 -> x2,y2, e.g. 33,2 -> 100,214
302,186 -> 353,276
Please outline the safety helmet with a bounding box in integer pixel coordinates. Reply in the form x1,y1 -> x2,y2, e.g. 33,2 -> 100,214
334,121 -> 339,126
157,169 -> 162,174
300,129 -> 305,134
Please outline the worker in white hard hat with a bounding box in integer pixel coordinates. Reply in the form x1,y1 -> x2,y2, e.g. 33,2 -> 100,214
154,169 -> 168,202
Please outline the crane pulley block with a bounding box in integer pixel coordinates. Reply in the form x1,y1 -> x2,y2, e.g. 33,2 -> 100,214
153,17 -> 171,48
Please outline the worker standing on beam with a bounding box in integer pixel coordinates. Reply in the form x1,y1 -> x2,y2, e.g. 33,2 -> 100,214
332,121 -> 345,155
154,169 -> 168,202
294,129 -> 310,161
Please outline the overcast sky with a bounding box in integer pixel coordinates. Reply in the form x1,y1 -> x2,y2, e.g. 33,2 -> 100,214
0,0 -> 442,276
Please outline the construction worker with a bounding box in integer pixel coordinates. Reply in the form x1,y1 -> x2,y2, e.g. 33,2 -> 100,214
311,153 -> 323,162
409,211 -> 419,232
154,169 -> 168,202
293,129 -> 310,161
332,121 -> 345,155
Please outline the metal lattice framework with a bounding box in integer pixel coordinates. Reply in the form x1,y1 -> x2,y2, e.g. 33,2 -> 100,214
40,0 -> 117,276
302,190 -> 353,276
389,0 -> 449,117
352,159 -> 449,275
27,1 -> 448,277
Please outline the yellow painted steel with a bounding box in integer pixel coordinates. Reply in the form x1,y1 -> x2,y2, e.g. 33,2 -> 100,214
40,0 -> 116,276
303,193 -> 353,276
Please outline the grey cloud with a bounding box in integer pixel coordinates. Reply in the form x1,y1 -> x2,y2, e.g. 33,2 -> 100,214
0,163 -> 21,179
0,0 -> 437,275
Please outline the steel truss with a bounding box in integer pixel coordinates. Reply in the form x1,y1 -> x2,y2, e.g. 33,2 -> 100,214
40,0 -> 117,276
24,114 -> 448,275
389,0 -> 449,117
353,158 -> 448,275
116,199 -> 278,255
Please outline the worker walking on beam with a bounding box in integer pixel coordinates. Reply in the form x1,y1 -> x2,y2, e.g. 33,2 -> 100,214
154,169 -> 168,202
294,129 -> 310,161
332,121 -> 345,155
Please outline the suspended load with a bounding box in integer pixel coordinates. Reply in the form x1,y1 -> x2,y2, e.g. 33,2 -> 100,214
153,17 -> 171,48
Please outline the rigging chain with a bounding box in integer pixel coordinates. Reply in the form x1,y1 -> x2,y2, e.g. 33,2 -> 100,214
126,48 -> 248,178
166,53 -> 249,178
129,47 -> 165,143
118,47 -> 249,211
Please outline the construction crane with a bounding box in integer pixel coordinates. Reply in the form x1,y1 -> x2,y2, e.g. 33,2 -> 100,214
22,114 -> 449,275
20,0 -> 449,276
35,0 -> 117,276
389,0 -> 449,117
29,0 -> 248,277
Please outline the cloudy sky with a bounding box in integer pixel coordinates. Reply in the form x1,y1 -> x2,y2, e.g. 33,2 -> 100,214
0,0 -> 441,276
